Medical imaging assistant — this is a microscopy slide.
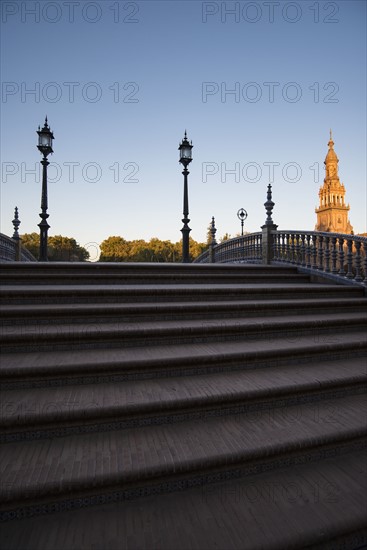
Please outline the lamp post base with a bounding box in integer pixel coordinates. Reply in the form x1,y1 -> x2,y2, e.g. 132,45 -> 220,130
181,223 -> 191,263
38,218 -> 50,262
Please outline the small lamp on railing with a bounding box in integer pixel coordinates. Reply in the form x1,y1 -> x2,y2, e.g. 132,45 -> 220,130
37,116 -> 54,262
178,131 -> 193,263
237,208 -> 248,236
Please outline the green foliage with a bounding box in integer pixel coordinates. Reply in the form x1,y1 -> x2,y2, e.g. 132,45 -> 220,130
99,236 -> 207,262
206,223 -> 212,245
21,233 -> 89,261
20,233 -> 39,258
219,232 -> 232,242
189,238 -> 207,260
48,235 -> 89,261
98,236 -> 131,262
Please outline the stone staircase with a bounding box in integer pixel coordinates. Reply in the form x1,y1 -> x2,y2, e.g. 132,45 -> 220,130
0,262 -> 366,550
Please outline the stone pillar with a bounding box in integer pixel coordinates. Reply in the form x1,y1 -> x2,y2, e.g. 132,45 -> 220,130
12,206 -> 21,262
209,216 -> 217,263
261,223 -> 278,264
261,184 -> 277,265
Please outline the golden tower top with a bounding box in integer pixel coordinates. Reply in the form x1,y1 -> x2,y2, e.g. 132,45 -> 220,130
315,131 -> 353,234
325,128 -> 338,168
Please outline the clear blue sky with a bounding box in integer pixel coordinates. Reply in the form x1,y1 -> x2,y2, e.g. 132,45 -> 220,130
1,0 -> 366,259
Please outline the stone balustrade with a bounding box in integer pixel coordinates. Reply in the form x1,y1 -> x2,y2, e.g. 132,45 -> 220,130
0,233 -> 36,263
194,233 -> 263,264
195,230 -> 367,286
272,230 -> 367,285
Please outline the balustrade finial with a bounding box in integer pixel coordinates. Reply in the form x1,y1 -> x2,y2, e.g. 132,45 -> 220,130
210,216 -> 217,245
264,184 -> 275,225
12,206 -> 21,239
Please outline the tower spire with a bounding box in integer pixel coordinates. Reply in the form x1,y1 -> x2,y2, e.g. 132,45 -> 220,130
315,131 -> 353,234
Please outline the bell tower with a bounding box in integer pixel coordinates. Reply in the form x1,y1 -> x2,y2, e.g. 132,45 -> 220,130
315,131 -> 353,234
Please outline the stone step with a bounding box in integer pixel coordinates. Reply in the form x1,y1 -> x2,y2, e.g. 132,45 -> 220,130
0,283 -> 364,305
0,272 -> 311,285
1,296 -> 366,325
1,261 -> 366,547
0,263 -> 305,287
0,393 -> 365,519
1,312 -> 366,353
1,357 -> 365,442
0,262 -> 300,277
1,449 -> 365,549
1,333 -> 366,388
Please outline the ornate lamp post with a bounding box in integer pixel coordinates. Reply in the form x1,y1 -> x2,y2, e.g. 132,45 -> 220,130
37,116 -> 54,261
178,131 -> 193,263
237,208 -> 248,236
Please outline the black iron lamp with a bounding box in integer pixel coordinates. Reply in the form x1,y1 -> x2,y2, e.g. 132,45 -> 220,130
37,116 -> 54,261
237,208 -> 248,236
178,131 -> 193,263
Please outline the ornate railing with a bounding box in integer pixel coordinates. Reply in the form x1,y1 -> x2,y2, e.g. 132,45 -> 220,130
272,230 -> 367,285
194,185 -> 366,286
194,233 -> 262,264
0,233 -> 36,262
195,229 -> 367,286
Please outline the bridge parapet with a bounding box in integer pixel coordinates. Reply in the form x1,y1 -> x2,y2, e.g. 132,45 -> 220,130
195,230 -> 367,287
0,233 -> 36,263
194,232 -> 263,264
272,230 -> 367,286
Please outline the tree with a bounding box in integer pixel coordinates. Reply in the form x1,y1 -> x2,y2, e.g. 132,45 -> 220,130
99,236 -> 131,262
189,237 -> 207,260
48,236 -> 89,261
206,223 -> 214,245
20,233 -> 39,259
219,233 -> 231,242
99,236 -> 207,262
20,233 -> 89,261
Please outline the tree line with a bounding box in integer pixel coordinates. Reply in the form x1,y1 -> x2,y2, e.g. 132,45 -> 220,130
99,236 -> 208,262
20,233 -> 211,262
21,233 -> 90,261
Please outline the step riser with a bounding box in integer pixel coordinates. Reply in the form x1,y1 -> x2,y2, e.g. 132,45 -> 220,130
2,347 -> 366,390
1,435 -> 365,521
1,302 -> 366,325
0,275 -> 311,286
2,321 -> 366,353
2,383 -> 366,443
0,265 -> 301,276
1,287 -> 364,306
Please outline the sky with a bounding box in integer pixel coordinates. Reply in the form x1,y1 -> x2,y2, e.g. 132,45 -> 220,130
1,0 -> 366,260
